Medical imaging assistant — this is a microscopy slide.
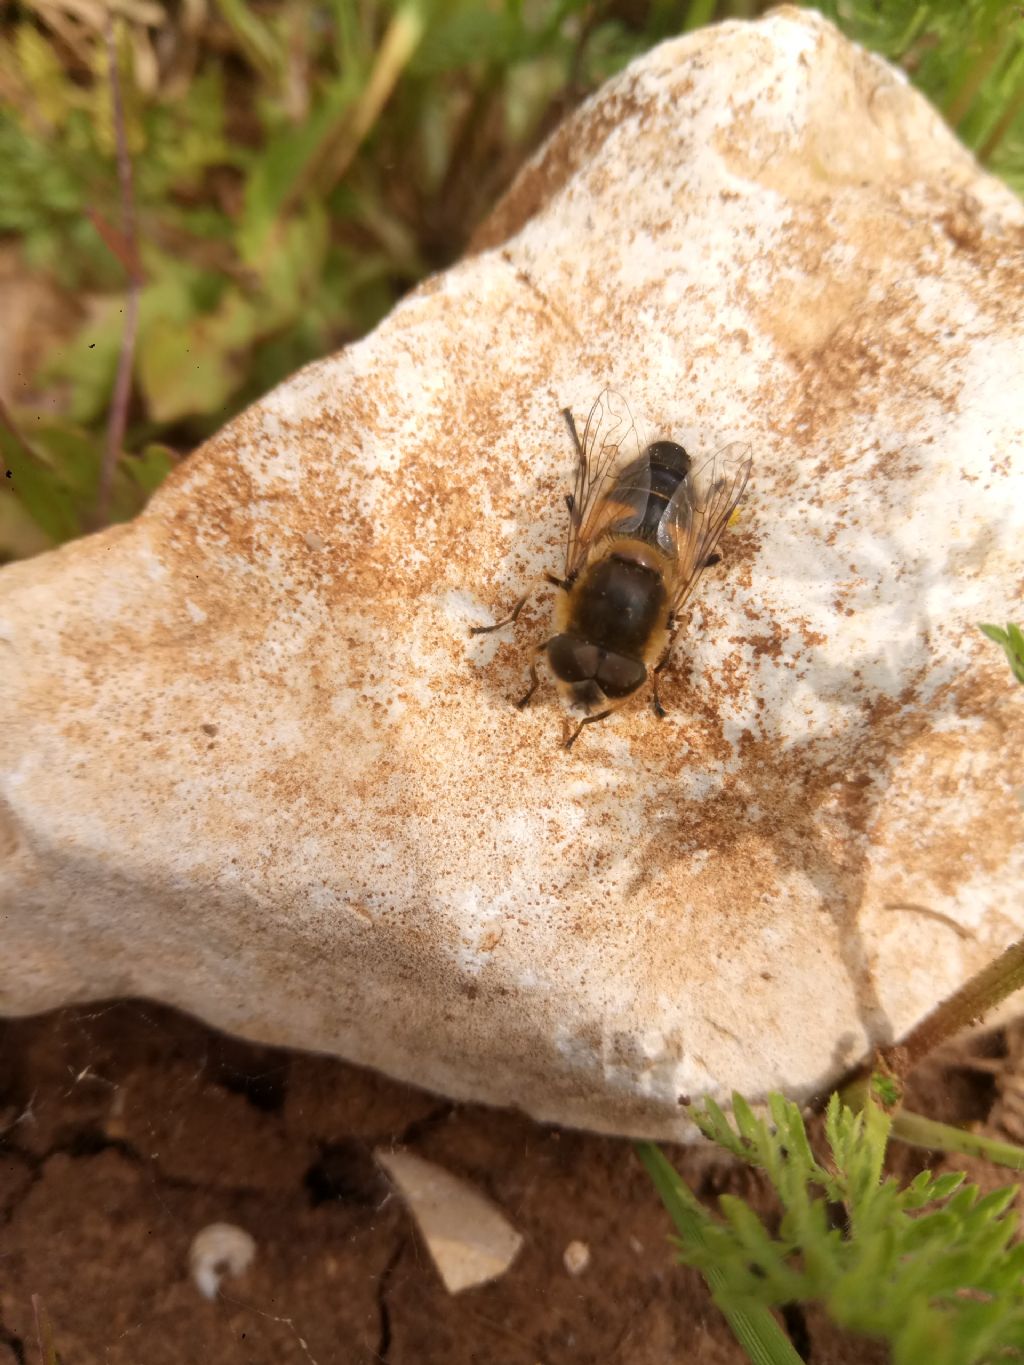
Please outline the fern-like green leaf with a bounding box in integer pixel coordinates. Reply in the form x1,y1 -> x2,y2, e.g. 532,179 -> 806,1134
647,1092 -> 1024,1365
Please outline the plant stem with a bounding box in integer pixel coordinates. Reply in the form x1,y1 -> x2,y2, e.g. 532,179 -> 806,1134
893,5 -> 930,64
890,1109 -> 1024,1171
945,28 -> 1014,131
884,936 -> 1024,1074
636,1143 -> 805,1365
978,45 -> 1024,161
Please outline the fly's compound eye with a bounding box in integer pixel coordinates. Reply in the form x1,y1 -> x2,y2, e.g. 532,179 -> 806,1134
547,635 -> 600,684
595,652 -> 647,699
547,636 -> 646,701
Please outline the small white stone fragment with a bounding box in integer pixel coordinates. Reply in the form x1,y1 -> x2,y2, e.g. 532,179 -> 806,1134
563,1240 -> 591,1275
189,1222 -> 256,1300
375,1149 -> 523,1294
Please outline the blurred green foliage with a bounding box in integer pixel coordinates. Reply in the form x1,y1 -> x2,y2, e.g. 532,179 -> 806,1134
818,0 -> 1024,189
980,622 -> 1024,685
0,0 -> 1021,558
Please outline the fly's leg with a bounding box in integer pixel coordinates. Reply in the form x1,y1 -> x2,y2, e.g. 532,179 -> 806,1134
652,664 -> 671,719
469,592 -> 531,636
545,571 -> 573,592
470,575 -> 569,638
516,642 -> 549,711
562,407 -> 584,463
649,553 -> 721,713
562,709 -> 614,752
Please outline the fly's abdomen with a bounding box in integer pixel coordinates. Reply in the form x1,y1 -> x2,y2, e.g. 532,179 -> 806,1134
604,441 -> 691,544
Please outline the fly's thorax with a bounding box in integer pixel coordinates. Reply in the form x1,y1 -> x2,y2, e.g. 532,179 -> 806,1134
546,546 -> 672,713
592,537 -> 666,576
563,550 -> 670,659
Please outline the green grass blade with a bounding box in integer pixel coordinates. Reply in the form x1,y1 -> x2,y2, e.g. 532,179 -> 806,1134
636,1142 -> 805,1365
682,0 -> 719,32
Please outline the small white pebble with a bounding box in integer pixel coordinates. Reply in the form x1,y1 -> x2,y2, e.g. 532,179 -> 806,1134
563,1240 -> 591,1276
189,1222 -> 256,1300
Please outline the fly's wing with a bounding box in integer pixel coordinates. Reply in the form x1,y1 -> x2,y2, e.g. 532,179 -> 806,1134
658,441 -> 752,617
564,389 -> 644,580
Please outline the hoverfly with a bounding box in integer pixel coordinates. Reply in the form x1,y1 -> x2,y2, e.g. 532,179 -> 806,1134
472,390 -> 752,750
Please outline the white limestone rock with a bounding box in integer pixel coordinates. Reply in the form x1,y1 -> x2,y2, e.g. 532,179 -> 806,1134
1,7 -> 1023,1140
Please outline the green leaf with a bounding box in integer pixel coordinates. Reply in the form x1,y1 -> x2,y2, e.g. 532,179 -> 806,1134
259,203 -> 331,317
869,1068 -> 902,1109
645,1089 -> 1024,1365
40,304 -> 124,427
127,444 -> 177,496
732,1092 -> 765,1149
240,87 -> 355,259
635,1142 -> 805,1365
137,312 -> 247,425
0,418 -> 82,543
688,1095 -> 754,1161
135,268 -> 258,425
718,1194 -> 805,1300
0,482 -> 53,561
682,0 -> 719,33
0,413 -> 164,540
928,1171 -> 967,1202
30,419 -> 104,501
970,1184 -> 1019,1222
769,1093 -> 820,1178
15,24 -> 71,125
410,7 -> 526,77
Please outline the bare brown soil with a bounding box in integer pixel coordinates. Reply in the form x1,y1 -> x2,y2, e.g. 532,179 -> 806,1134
0,1001 -> 1006,1364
